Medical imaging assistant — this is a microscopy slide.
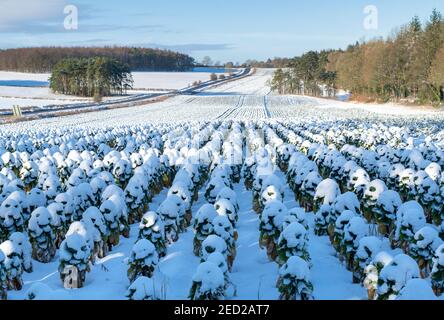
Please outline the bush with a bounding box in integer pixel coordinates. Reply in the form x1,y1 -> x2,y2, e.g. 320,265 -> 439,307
210,73 -> 218,81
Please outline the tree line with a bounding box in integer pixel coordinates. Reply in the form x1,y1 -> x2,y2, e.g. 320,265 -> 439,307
272,9 -> 444,106
49,57 -> 133,98
0,47 -> 195,73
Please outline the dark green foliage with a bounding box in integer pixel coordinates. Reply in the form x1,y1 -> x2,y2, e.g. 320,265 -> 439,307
0,47 -> 195,73
49,57 -> 133,97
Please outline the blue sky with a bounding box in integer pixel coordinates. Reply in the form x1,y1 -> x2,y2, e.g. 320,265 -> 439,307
1,0 -> 443,63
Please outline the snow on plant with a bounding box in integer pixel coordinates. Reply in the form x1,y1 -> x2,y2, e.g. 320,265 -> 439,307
259,201 -> 288,261
157,196 -> 182,244
410,226 -> 443,277
431,244 -> 444,296
362,180 -> 387,223
8,232 -> 32,273
313,179 -> 340,213
193,204 -> 218,256
59,230 -> 92,289
168,183 -> 193,227
347,168 -> 370,200
260,184 -> 283,209
126,276 -> 160,300
189,261 -> 225,300
276,256 -> 313,300
332,210 -> 356,253
124,175 -> 145,224
0,250 -> 7,300
27,207 -> 56,263
277,222 -> 309,265
200,234 -> 228,262
314,204 -> 332,236
374,190 -> 402,236
300,171 -> 322,212
41,175 -> 62,202
19,161 -> 39,191
214,198 -> 238,227
394,201 -> 426,252
395,279 -> 438,300
54,192 -> 75,227
205,177 -> 230,204
139,211 -> 166,257
47,202 -> 65,248
341,217 -> 368,270
211,215 -> 237,271
414,172 -> 441,221
376,254 -> 420,300
127,239 -> 159,283
288,207 -> 309,230
352,236 -> 382,284
26,188 -> 46,218
0,197 -> 24,240
0,240 -> 23,290
99,199 -> 120,249
387,163 -> 405,190
82,206 -> 109,259
206,252 -> 236,298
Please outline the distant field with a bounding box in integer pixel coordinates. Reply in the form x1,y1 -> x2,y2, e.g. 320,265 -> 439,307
0,71 -> 227,109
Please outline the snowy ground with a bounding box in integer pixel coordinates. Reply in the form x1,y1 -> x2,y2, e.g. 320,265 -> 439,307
0,70 -> 227,110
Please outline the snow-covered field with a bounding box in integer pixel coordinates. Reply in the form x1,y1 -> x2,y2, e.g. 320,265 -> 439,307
0,70 -> 227,111
0,69 -> 443,301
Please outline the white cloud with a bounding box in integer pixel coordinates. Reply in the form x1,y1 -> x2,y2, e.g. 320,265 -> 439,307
0,0 -> 68,30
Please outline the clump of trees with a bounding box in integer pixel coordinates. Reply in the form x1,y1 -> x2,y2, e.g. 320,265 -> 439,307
0,47 -> 195,73
272,9 -> 444,106
49,57 -> 133,97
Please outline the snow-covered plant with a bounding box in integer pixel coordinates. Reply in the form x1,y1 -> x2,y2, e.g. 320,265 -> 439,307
9,232 -> 32,273
331,192 -> 360,228
27,207 -> 56,263
206,252 -> 236,298
55,192 -> 75,226
139,212 -> 166,257
314,205 -> 332,236
410,226 -> 443,277
214,199 -> 237,227
200,235 -> 228,261
0,197 -> 24,241
374,190 -> 402,236
82,207 -> 109,259
157,196 -> 181,244
216,187 -> 239,214
376,254 -> 420,300
124,176 -> 145,224
277,256 -> 313,301
313,179 -> 340,213
19,160 -> 39,191
259,201 -> 287,261
277,222 -> 309,265
189,261 -> 225,300
352,236 -> 382,284
362,180 -> 387,223
211,215 -> 237,271
0,250 -> 7,300
47,202 -> 65,248
112,159 -> 132,187
341,217 -> 368,270
0,240 -> 23,290
288,207 -> 309,230
126,276 -> 160,300
100,199 -> 120,249
205,177 -> 229,204
394,201 -> 426,252
431,244 -> 444,296
347,168 -> 370,200
193,204 -> 218,256
300,171 -> 322,212
127,239 -> 159,283
332,210 -> 356,252
395,279 -> 438,300
168,183 -> 192,227
26,188 -> 46,217
59,231 -> 92,289
260,185 -> 283,209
